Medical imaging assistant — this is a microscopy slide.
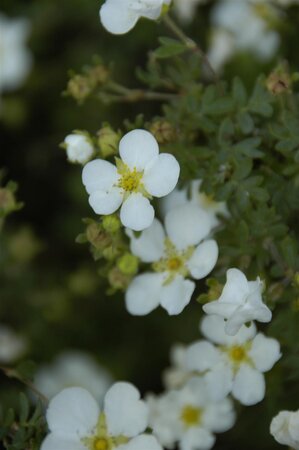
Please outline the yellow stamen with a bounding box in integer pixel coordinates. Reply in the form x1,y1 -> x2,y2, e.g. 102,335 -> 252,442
181,405 -> 202,427
167,257 -> 182,271
118,167 -> 143,192
229,346 -> 247,362
94,438 -> 108,450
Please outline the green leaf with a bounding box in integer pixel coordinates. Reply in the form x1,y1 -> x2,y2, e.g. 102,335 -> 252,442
154,37 -> 186,59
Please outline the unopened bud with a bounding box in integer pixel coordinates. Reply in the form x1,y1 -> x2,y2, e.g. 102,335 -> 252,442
117,253 -> 139,276
149,120 -> 177,145
102,214 -> 121,234
97,125 -> 121,158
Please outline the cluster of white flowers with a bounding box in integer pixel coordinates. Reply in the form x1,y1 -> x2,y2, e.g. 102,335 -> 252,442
34,351 -> 113,403
0,13 -> 32,93
41,382 -> 162,450
208,0 -> 280,70
271,409 -> 299,449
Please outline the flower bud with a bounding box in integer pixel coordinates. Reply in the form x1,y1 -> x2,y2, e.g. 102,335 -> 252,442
89,65 -> 109,85
97,125 -> 121,158
266,66 -> 291,95
102,214 -> 121,234
108,266 -> 131,290
67,74 -> 93,102
86,222 -> 111,250
63,133 -> 94,165
117,253 -> 139,276
149,120 -> 177,145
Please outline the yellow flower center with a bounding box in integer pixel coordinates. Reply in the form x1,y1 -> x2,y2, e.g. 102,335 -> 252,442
181,405 -> 202,427
229,346 -> 247,362
200,193 -> 217,209
94,438 -> 109,450
167,257 -> 182,271
118,167 -> 143,192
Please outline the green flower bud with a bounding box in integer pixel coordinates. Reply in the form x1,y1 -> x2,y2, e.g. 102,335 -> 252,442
108,266 -> 131,290
89,65 -> 109,85
149,120 -> 177,145
67,74 -> 93,102
97,125 -> 121,158
117,253 -> 139,276
86,222 -> 111,250
102,214 -> 121,234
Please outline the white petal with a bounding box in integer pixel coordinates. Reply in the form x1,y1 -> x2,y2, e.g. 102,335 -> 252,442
288,411 -> 299,442
41,434 -> 86,450
232,365 -> 265,406
270,411 -> 299,448
225,304 -> 272,336
249,333 -> 281,372
165,204 -> 211,251
128,218 -> 165,262
143,153 -> 180,198
204,364 -> 234,402
100,0 -> 138,35
200,315 -> 256,346
120,193 -> 154,231
46,387 -> 99,439
180,427 -> 215,450
159,186 -> 188,218
119,434 -> 163,450
119,129 -> 159,170
105,382 -> 148,437
187,240 -> 218,279
125,273 -> 163,315
82,159 -> 118,195
202,300 -> 237,321
88,188 -> 123,215
160,276 -> 195,315
218,268 -> 249,305
186,341 -> 221,372
204,397 -> 235,432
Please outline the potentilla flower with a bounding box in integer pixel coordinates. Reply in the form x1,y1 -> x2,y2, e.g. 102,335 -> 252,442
184,315 -> 281,405
270,409 -> 299,450
163,344 -> 190,390
100,0 -> 171,35
202,268 -> 272,335
125,203 -> 218,315
147,377 -> 235,450
34,351 -> 113,403
82,129 -> 180,231
161,180 -> 229,229
0,13 -> 32,92
41,382 -> 162,450
0,324 -> 26,363
64,134 -> 94,165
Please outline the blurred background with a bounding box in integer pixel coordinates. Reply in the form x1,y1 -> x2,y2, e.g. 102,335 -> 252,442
1,0 -> 299,448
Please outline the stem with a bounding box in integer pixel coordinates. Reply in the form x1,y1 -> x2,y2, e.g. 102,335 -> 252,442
162,15 -> 218,84
0,366 -> 49,405
99,88 -> 178,104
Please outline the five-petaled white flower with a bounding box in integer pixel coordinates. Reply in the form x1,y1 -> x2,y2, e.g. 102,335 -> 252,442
100,0 -> 171,35
125,203 -> 218,315
34,351 -> 112,403
82,129 -> 180,231
41,382 -> 162,450
64,134 -> 94,165
0,14 -> 32,92
202,268 -> 272,335
185,315 -> 281,405
270,409 -> 299,450
147,377 -> 235,450
161,179 -> 229,229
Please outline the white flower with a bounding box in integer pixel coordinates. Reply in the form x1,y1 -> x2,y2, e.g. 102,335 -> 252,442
148,377 -> 235,450
41,382 -> 162,450
172,0 -> 207,24
161,180 -> 229,229
210,0 -> 280,67
270,410 -> 299,450
0,14 -> 32,92
34,351 -> 113,403
125,203 -> 218,315
100,0 -> 171,35
207,30 -> 235,72
82,129 -> 180,231
0,324 -> 26,363
202,268 -> 272,335
64,134 -> 94,165
163,344 -> 190,390
185,315 -> 281,405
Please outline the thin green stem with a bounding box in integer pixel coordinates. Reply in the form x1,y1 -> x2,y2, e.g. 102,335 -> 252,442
162,15 -> 218,84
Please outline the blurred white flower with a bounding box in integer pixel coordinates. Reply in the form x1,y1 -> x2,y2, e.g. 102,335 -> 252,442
0,325 -> 26,363
203,268 -> 272,335
163,344 -> 190,390
126,203 -> 218,315
209,0 -> 280,69
148,377 -> 235,450
0,13 -> 32,92
41,383 -> 162,450
64,134 -> 94,165
34,351 -> 113,403
207,29 -> 235,72
185,315 -> 281,405
82,129 -> 180,231
172,0 -> 207,24
161,179 -> 229,229
270,410 -> 299,450
100,0 -> 171,35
